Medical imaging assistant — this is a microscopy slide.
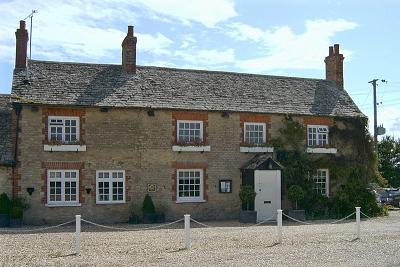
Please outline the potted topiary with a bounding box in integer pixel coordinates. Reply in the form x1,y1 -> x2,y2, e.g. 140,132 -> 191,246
9,197 -> 27,227
128,213 -> 140,224
142,194 -> 158,224
0,193 -> 11,227
287,185 -> 306,221
239,185 -> 257,223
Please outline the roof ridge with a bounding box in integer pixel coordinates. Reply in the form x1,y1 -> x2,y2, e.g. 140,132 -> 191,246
28,59 -> 329,82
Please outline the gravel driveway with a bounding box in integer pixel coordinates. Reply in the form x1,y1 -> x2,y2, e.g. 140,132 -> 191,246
1,211 -> 399,267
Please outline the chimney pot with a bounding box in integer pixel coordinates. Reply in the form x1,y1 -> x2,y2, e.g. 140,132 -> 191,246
334,44 -> 339,54
329,46 -> 333,56
19,20 -> 26,29
128,26 -> 134,36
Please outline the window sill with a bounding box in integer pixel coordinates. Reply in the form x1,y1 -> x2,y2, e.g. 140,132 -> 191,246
45,203 -> 81,207
172,145 -> 211,152
306,147 -> 337,154
240,146 -> 274,153
44,144 -> 87,152
96,201 -> 126,205
176,199 -> 206,204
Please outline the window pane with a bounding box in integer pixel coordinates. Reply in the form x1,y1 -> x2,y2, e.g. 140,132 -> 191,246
177,170 -> 202,200
245,123 -> 265,144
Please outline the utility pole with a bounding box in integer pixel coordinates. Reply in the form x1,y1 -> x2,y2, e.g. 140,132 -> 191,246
369,79 -> 378,150
368,79 -> 387,151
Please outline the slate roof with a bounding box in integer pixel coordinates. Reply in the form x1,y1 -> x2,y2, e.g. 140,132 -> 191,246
241,154 -> 284,170
0,94 -> 14,166
11,60 -> 363,117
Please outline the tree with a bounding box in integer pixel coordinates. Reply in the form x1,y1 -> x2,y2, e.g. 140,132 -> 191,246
239,185 -> 257,211
378,136 -> 400,187
288,185 -> 304,209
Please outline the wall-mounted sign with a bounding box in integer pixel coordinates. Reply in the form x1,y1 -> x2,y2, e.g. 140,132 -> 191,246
219,180 -> 232,193
147,184 -> 157,192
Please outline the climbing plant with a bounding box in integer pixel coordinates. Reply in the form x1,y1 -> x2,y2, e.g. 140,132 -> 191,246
272,115 -> 385,218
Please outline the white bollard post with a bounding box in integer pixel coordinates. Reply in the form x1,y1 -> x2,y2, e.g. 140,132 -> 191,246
184,214 -> 191,250
75,215 -> 81,256
277,209 -> 282,244
355,207 -> 360,239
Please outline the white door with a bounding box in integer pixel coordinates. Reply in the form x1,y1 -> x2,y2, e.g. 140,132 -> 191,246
254,170 -> 281,222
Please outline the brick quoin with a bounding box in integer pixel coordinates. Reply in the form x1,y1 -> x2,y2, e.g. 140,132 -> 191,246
11,111 -> 21,197
41,162 -> 85,204
42,107 -> 86,143
171,111 -> 209,145
239,113 -> 272,145
303,116 -> 334,126
171,161 -> 208,202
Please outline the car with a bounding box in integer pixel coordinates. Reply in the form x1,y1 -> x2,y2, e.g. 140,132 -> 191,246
378,188 -> 400,207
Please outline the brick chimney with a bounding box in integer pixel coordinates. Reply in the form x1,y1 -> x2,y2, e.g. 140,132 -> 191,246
15,20 -> 29,69
122,26 -> 137,73
324,44 -> 344,89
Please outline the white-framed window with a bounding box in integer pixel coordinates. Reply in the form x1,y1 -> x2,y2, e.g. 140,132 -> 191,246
244,122 -> 266,144
313,169 -> 329,196
177,169 -> 204,202
307,125 -> 329,147
48,116 -> 80,143
96,170 -> 125,204
47,170 -> 79,205
177,120 -> 203,143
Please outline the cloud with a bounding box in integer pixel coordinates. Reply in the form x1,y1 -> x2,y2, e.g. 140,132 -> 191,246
0,0 -> 173,63
379,106 -> 400,134
132,0 -> 237,27
175,48 -> 235,65
227,19 -> 358,72
180,35 -> 196,49
390,119 -> 400,132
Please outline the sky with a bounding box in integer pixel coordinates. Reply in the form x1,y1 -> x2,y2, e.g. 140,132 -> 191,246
0,0 -> 399,139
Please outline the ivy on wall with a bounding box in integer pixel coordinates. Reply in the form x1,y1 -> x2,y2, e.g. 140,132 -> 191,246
271,115 -> 386,218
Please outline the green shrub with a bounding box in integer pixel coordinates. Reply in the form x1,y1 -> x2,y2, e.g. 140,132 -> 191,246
331,177 -> 384,218
9,206 -> 23,219
142,194 -> 156,215
0,193 -> 11,215
287,185 -> 304,209
239,185 -> 257,211
10,197 -> 28,210
302,193 -> 330,219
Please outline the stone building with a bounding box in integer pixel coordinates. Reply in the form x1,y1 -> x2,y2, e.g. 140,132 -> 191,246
0,94 -> 14,197
3,22 -> 365,224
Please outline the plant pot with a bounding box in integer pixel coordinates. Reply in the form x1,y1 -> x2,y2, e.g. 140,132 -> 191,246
143,213 -> 158,224
156,213 -> 165,223
0,214 -> 10,227
239,210 -> 257,223
288,209 -> 306,221
9,218 -> 23,228
128,214 -> 140,224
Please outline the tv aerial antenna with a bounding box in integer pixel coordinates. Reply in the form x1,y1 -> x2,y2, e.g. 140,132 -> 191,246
22,10 -> 38,81
24,10 -> 38,60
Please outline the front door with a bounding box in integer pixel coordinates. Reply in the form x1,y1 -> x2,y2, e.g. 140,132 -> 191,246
254,170 -> 281,222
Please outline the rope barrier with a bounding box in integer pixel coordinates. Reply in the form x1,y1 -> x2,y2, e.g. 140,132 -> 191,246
282,213 -> 312,225
189,218 -> 214,228
190,214 -> 277,229
329,212 -> 356,224
81,218 -> 184,232
0,219 -> 75,233
248,214 -> 277,227
360,211 -> 371,219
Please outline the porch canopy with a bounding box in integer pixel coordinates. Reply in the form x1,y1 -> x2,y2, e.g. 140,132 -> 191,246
240,154 -> 284,171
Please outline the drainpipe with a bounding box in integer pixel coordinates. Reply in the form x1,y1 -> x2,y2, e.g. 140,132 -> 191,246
12,103 -> 22,198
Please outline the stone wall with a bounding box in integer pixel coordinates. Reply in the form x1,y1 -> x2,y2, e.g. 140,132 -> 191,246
0,166 -> 12,196
15,105 -> 357,224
